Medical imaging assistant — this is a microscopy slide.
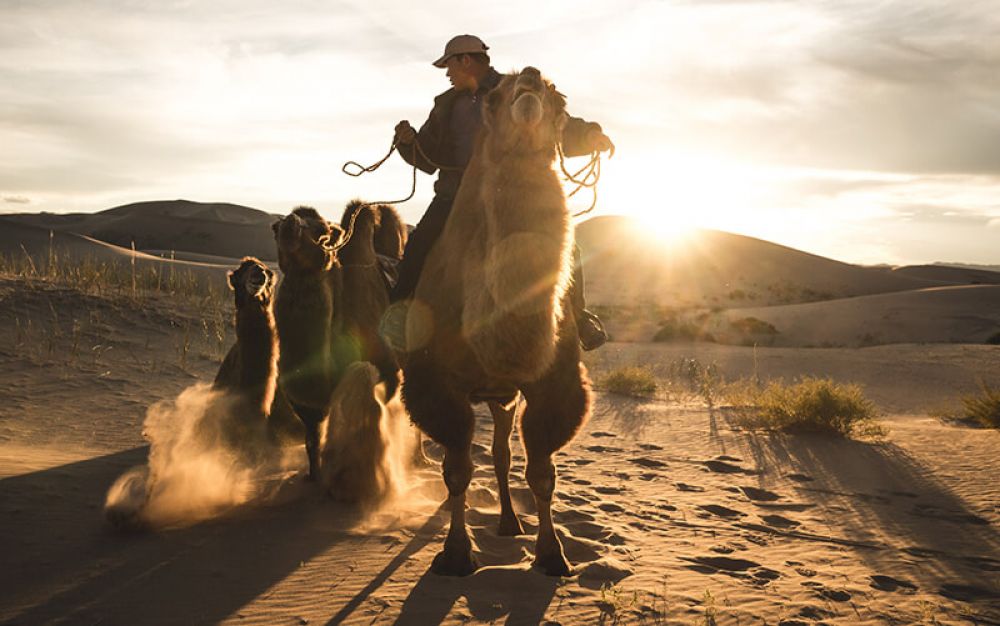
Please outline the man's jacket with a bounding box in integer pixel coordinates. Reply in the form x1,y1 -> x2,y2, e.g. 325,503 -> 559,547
399,67 -> 605,197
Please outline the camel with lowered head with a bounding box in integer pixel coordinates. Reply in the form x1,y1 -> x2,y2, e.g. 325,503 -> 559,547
402,67 -> 592,576
272,203 -> 404,482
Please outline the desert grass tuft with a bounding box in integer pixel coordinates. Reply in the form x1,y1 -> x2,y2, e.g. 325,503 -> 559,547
943,380 -> 1000,428
725,376 -> 886,439
600,366 -> 658,397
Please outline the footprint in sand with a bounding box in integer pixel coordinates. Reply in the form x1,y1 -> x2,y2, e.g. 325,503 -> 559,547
686,555 -> 760,572
760,514 -> 800,529
684,556 -> 782,585
629,457 -> 667,469
939,583 -> 1000,602
594,485 -> 626,495
784,473 -> 814,483
752,502 -> 816,512
597,502 -> 625,513
675,482 -> 705,492
555,509 -> 595,523
811,585 -> 851,602
739,486 -> 782,502
697,504 -> 747,519
589,431 -> 616,438
910,503 -> 990,526
716,455 -> 742,462
570,459 -> 595,466
566,478 -> 592,486
637,443 -> 663,451
702,459 -> 758,475
869,575 -> 917,593
638,472 -> 658,481
585,445 -> 624,453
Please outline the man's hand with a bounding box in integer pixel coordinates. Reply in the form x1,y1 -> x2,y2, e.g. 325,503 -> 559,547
587,129 -> 615,157
395,120 -> 417,145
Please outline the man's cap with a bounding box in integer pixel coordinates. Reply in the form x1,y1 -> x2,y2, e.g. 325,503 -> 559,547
432,35 -> 489,68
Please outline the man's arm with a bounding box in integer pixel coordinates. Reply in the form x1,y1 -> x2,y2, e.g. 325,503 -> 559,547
561,115 -> 614,158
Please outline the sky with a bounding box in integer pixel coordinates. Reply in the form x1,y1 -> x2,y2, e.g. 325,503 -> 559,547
2,0 -> 1000,266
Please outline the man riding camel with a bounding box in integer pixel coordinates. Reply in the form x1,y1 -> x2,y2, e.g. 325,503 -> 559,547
388,34 -> 612,351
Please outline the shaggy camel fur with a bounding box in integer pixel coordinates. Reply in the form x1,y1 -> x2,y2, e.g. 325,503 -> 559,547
320,361 -> 391,506
213,257 -> 302,447
402,67 -> 592,576
273,203 -> 404,482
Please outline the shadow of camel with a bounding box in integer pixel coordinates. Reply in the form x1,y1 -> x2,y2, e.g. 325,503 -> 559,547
394,565 -> 560,625
736,432 -> 1000,616
0,445 -> 365,625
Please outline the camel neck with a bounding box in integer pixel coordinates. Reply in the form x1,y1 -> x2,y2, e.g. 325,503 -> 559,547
236,303 -> 277,410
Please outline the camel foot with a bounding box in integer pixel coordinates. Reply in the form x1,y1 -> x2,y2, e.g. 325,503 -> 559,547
533,550 -> 572,577
497,514 -> 524,536
431,547 -> 479,577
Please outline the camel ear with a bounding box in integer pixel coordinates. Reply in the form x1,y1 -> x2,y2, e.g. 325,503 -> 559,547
271,219 -> 281,236
226,270 -> 237,291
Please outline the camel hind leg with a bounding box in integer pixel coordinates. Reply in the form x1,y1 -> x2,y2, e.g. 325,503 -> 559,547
291,403 -> 324,481
488,396 -> 524,536
520,333 -> 592,576
402,357 -> 479,576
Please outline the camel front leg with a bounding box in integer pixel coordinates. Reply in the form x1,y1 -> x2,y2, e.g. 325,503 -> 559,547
488,397 -> 524,536
525,453 -> 570,576
431,446 -> 478,576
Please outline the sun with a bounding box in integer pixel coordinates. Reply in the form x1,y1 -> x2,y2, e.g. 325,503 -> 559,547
576,149 -> 760,246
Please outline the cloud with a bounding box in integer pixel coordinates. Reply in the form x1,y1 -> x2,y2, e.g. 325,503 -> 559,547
3,195 -> 30,204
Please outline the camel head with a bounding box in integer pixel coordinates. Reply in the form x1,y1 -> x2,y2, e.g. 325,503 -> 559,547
482,66 -> 568,157
272,206 -> 342,273
228,256 -> 276,308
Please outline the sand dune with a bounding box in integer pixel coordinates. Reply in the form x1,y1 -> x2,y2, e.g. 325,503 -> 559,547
891,264 -> 1000,285
0,217 -> 235,291
4,200 -> 280,262
577,217 -> 948,307
719,284 -> 1000,347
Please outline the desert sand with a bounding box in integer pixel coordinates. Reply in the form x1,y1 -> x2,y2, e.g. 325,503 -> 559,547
1,202 -> 999,625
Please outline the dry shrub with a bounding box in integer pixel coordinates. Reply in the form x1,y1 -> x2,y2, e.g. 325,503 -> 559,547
600,366 -> 658,397
725,376 -> 886,439
951,381 -> 1000,428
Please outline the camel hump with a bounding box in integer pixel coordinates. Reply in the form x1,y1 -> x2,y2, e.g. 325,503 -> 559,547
343,199 -> 408,260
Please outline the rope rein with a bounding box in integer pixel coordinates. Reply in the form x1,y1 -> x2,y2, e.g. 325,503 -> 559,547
341,133 -> 604,229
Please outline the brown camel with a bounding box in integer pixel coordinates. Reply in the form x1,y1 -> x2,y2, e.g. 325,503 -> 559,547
401,67 -> 592,576
213,256 -> 303,444
272,203 -> 404,481
320,361 -> 391,506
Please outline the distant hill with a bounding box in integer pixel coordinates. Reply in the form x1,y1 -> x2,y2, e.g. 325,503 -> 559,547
718,285 -> 1000,347
3,200 -> 279,262
891,264 -> 1000,285
575,215 -> 945,307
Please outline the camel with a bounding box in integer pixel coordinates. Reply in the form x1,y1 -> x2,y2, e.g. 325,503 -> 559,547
272,203 -> 405,481
212,257 -> 301,444
320,361 -> 392,506
401,67 -> 593,576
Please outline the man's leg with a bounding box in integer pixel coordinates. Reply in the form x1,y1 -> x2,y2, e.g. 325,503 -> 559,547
383,194 -> 455,353
391,194 -> 455,302
570,244 -> 607,351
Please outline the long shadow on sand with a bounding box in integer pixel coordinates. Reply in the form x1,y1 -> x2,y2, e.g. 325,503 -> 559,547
738,433 -> 1000,616
0,446 -> 366,625
394,565 -> 560,625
